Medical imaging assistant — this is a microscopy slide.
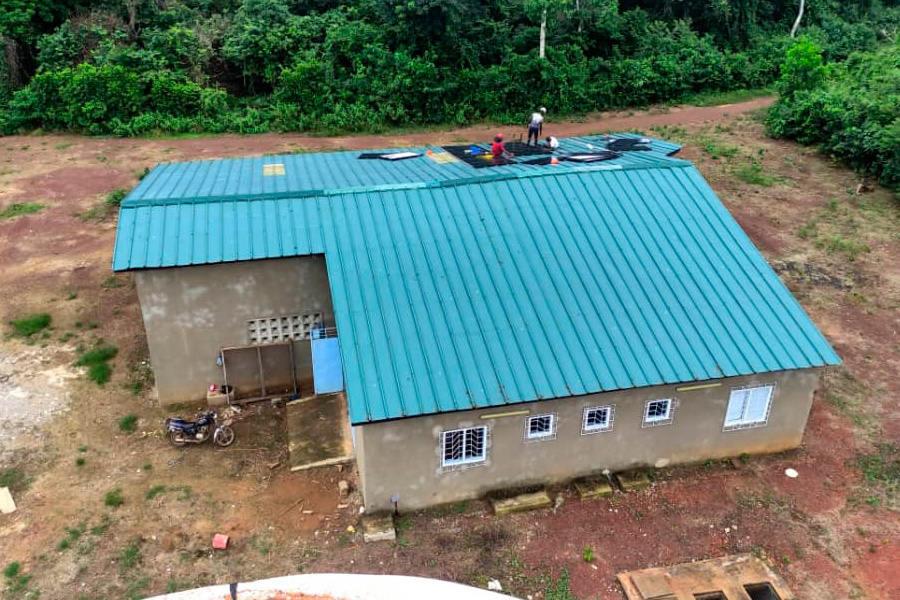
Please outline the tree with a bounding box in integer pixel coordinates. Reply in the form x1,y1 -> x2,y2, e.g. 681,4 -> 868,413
790,0 -> 805,37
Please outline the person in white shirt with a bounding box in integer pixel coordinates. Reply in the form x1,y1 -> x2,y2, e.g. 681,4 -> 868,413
543,135 -> 559,150
527,107 -> 546,146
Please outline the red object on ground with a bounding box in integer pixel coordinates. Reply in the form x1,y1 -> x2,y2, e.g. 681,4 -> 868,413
550,157 -> 559,165
212,534 -> 229,549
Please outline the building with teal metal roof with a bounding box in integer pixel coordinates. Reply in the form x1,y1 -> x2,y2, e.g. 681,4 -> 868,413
115,135 -> 839,511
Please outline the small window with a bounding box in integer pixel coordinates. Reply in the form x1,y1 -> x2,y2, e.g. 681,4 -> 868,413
724,385 -> 774,431
642,398 -> 674,427
441,426 -> 487,468
524,414 -> 557,441
582,405 -> 614,434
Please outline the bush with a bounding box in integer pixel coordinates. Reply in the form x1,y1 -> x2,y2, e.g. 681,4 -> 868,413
768,40 -> 900,187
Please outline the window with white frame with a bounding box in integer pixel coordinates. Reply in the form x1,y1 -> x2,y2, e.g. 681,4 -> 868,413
524,414 -> 557,441
642,398 -> 674,427
724,384 -> 774,430
441,426 -> 487,468
582,405 -> 614,434
247,313 -> 323,344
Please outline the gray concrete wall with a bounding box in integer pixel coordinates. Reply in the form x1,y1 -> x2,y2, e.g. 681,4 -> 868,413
135,256 -> 334,405
356,368 -> 823,512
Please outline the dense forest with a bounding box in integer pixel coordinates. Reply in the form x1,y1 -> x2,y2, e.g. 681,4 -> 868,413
0,0 -> 898,135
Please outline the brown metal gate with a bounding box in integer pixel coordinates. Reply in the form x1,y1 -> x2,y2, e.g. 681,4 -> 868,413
221,341 -> 298,402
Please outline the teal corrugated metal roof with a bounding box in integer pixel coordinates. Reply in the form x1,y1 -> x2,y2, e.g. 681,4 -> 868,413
123,135 -> 682,206
112,137 -> 840,424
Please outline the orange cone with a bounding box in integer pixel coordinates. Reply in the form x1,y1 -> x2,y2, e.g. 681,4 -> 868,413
550,157 -> 559,165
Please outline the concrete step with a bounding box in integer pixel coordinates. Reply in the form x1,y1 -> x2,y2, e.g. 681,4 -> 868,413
491,490 -> 552,516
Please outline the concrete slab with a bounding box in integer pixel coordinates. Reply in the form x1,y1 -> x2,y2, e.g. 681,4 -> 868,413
362,513 -> 396,543
0,487 -> 15,514
287,392 -> 354,471
491,490 -> 552,516
615,470 -> 652,492
573,477 -> 614,499
630,571 -> 674,599
617,554 -> 795,600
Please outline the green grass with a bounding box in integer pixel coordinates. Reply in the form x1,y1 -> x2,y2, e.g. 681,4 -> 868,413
101,274 -> 124,289
75,457 -> 85,467
74,345 -> 117,385
8,313 -> 51,337
733,159 -> 782,186
146,485 -> 167,500
121,540 -> 142,569
89,516 -> 111,536
104,488 -> 125,507
679,86 -> 773,107
857,444 -> 900,485
106,188 -> 128,206
118,414 -> 138,433
3,562 -> 20,578
815,235 -> 871,261
0,202 -> 44,220
543,571 -> 577,600
0,469 -> 28,492
701,139 -> 740,160
2,561 -> 31,596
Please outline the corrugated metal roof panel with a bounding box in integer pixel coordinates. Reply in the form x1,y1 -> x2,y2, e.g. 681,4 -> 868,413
122,135 -> 683,206
112,147 -> 840,424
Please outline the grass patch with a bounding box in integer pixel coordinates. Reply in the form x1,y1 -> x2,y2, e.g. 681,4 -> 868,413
106,188 -> 128,206
121,540 -> 142,569
8,313 -> 51,337
679,87 -> 773,107
699,138 -> 739,160
101,274 -> 125,289
104,488 -> 125,507
0,202 -> 44,220
815,235 -> 871,261
146,485 -> 167,500
75,457 -> 85,467
0,469 -> 28,492
146,484 -> 191,501
74,345 -> 117,385
118,414 -> 138,433
857,444 -> 900,486
2,561 -> 32,596
90,515 -> 111,536
733,158 -> 782,186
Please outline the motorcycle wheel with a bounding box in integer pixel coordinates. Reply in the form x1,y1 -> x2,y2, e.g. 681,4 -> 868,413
214,426 -> 235,447
169,431 -> 187,447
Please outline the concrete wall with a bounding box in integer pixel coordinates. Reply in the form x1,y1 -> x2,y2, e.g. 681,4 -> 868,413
135,256 -> 334,405
355,368 -> 823,512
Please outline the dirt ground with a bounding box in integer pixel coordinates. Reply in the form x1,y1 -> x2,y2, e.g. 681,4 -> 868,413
1,97 -> 899,600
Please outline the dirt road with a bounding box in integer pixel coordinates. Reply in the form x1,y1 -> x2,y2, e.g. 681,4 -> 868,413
2,96 -> 900,600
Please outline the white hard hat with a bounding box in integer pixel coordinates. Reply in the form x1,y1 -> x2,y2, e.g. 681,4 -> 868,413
540,106 -> 547,113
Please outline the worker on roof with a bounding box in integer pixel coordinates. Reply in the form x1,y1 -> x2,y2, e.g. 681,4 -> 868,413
527,107 -> 547,146
542,135 -> 559,151
491,133 -> 514,162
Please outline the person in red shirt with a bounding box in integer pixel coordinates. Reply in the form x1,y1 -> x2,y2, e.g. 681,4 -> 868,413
491,133 -> 513,163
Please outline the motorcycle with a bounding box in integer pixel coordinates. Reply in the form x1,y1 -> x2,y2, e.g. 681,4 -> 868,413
164,410 -> 235,447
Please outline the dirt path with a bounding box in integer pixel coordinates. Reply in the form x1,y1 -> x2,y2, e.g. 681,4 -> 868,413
0,97 -> 774,166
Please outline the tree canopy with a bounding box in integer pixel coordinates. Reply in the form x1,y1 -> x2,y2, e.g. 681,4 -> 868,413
1,0 -> 898,135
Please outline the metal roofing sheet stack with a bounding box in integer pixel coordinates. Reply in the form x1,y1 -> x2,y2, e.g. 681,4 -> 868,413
112,137 -> 840,424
